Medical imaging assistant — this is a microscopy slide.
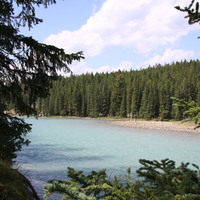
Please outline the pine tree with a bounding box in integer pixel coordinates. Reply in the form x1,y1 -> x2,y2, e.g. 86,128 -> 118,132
0,0 -> 84,162
187,63 -> 198,102
44,159 -> 200,199
125,73 -> 133,116
175,0 -> 200,26
109,73 -> 125,116
120,90 -> 127,117
139,80 -> 159,120
99,81 -> 110,117
159,74 -> 172,120
131,77 -> 141,118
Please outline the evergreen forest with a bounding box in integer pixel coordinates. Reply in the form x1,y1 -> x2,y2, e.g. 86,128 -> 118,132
34,60 -> 200,121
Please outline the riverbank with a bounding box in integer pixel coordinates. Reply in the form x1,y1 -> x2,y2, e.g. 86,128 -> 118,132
110,120 -> 200,133
16,114 -> 200,134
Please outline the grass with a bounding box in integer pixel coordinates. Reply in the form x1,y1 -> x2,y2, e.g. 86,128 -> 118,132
0,161 -> 30,200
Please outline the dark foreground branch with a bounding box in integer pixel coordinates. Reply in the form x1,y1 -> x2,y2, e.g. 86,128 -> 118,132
18,171 -> 43,200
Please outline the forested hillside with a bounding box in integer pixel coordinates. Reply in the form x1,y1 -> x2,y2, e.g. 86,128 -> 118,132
35,60 -> 200,120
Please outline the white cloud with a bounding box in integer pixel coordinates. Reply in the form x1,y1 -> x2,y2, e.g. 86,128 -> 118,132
68,48 -> 195,75
92,3 -> 97,14
111,61 -> 134,72
141,48 -> 195,68
70,61 -> 111,75
44,0 -> 197,58
70,60 -> 135,75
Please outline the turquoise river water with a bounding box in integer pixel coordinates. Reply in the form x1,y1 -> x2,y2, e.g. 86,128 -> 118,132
16,117 -> 200,199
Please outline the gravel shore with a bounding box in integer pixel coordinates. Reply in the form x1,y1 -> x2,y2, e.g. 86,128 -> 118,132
110,120 -> 200,133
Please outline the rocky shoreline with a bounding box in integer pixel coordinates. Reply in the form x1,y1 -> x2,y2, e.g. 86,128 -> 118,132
110,120 -> 200,133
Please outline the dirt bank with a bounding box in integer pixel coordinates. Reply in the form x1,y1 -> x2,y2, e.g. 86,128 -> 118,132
110,120 -> 200,133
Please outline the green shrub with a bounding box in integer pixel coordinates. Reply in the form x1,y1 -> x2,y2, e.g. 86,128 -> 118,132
44,159 -> 200,200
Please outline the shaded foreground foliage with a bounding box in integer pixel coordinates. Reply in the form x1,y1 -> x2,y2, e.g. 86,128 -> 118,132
44,159 -> 200,200
0,161 -> 41,200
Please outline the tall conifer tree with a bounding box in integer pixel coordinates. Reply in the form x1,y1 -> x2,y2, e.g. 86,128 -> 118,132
0,0 -> 84,162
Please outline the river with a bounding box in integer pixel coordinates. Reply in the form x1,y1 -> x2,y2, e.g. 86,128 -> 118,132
16,117 -> 200,199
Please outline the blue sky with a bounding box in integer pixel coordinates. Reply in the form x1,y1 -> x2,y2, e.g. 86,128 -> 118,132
20,0 -> 200,75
